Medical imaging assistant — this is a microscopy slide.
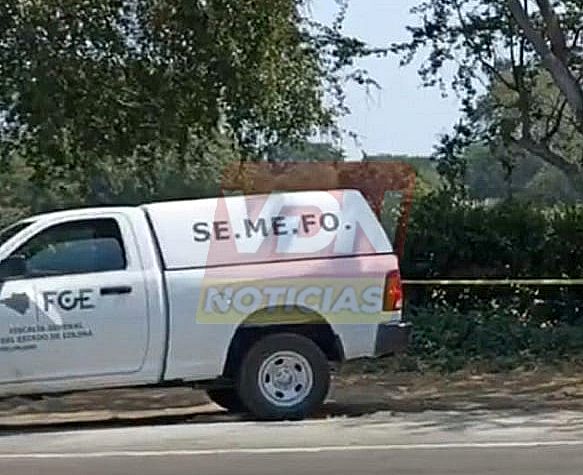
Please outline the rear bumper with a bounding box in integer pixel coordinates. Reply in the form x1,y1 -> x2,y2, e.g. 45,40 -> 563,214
374,322 -> 412,357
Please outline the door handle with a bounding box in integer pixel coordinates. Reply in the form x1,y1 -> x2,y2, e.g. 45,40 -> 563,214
100,286 -> 132,296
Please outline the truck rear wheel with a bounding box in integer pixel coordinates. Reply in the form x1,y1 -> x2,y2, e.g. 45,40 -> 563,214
236,333 -> 330,420
206,388 -> 246,413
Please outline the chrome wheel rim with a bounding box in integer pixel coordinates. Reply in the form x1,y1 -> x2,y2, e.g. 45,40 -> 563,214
258,351 -> 313,407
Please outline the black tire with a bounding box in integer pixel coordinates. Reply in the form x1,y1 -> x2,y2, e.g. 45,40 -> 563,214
236,333 -> 330,420
206,388 -> 246,413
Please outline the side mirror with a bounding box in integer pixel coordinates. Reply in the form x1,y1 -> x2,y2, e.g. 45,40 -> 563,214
0,255 -> 26,280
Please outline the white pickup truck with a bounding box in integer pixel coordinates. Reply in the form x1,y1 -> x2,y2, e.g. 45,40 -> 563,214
0,190 -> 410,420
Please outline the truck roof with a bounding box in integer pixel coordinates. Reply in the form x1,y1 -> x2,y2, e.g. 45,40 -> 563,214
24,206 -> 139,223
25,190 -> 358,223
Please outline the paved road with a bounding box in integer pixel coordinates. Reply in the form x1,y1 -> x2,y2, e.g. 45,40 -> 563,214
2,409 -> 583,474
3,446 -> 583,475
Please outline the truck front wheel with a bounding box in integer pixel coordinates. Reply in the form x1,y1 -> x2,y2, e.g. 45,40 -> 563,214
236,333 -> 330,420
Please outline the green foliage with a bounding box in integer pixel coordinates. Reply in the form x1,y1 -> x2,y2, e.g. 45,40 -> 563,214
463,145 -> 583,204
364,154 -> 442,192
464,145 -> 541,201
0,0 -> 386,216
78,133 -> 239,205
404,193 -> 546,278
266,142 -> 345,162
521,165 -> 583,204
0,0 -> 374,192
407,297 -> 583,372
0,132 -> 240,229
363,149 -> 583,204
403,193 -> 583,278
399,192 -> 583,372
392,144 -> 583,202
402,192 -> 583,279
394,0 -> 583,190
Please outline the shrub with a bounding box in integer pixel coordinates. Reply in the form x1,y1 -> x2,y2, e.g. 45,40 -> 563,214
400,193 -> 572,279
406,299 -> 583,372
396,193 -> 583,371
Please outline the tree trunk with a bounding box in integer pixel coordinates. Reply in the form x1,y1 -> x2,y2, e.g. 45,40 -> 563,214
508,0 -> 583,132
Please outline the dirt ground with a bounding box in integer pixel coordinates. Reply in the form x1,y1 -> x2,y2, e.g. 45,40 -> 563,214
329,361 -> 583,415
1,363 -> 583,427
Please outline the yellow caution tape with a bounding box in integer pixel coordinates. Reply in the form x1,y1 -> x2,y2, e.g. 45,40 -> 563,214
403,279 -> 583,286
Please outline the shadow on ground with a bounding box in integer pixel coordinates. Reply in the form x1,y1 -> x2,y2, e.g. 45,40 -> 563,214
1,365 -> 583,435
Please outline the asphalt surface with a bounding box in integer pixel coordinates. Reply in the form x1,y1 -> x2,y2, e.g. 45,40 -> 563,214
2,409 -> 583,474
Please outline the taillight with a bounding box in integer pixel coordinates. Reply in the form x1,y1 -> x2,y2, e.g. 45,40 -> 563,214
383,270 -> 403,311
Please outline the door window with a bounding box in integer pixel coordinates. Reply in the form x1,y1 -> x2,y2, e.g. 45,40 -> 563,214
11,219 -> 126,278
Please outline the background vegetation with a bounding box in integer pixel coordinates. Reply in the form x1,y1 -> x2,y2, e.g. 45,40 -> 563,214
400,193 -> 583,372
0,1 -> 582,373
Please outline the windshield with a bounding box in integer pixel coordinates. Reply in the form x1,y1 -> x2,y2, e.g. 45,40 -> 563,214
0,221 -> 34,248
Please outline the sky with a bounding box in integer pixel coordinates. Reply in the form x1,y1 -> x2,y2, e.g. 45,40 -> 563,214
311,0 -> 460,160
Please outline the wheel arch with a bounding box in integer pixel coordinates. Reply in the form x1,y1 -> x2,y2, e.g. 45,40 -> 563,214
222,305 -> 344,379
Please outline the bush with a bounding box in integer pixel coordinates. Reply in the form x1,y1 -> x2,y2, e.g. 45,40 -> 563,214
407,298 -> 583,372
396,193 -> 583,372
401,193 -> 580,279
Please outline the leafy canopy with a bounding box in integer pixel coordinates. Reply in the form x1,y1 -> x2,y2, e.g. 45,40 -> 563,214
0,0 -> 377,186
393,0 -> 583,191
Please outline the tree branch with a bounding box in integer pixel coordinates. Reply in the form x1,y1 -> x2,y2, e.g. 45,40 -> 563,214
508,0 -> 583,131
508,0 -> 549,56
535,0 -> 569,61
543,97 -> 568,143
513,136 -> 582,180
453,0 -> 517,91
572,27 -> 583,50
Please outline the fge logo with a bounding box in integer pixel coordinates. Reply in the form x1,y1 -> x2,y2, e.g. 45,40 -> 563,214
43,289 -> 95,312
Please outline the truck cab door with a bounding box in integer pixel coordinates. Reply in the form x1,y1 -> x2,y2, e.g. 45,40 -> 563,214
0,215 -> 149,384
0,276 -> 38,382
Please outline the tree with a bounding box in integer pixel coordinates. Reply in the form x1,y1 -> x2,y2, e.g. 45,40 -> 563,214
393,0 -> 583,191
363,154 -> 442,192
0,131 -> 240,227
266,141 -> 345,162
0,1 -> 376,197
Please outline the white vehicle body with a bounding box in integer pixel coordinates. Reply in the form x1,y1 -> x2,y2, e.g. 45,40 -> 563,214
0,190 -> 409,417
